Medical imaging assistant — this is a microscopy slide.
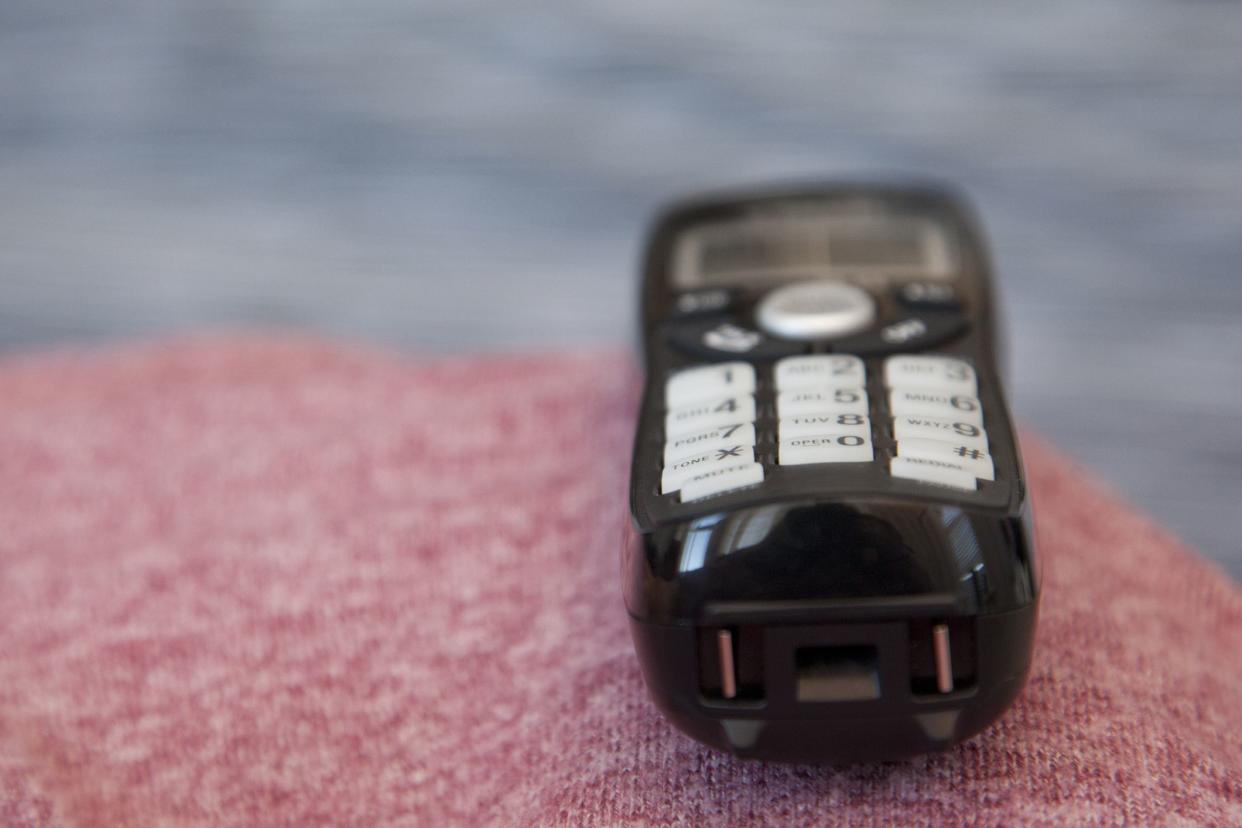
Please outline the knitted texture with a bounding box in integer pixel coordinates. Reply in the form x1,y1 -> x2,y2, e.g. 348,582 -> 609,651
0,338 -> 1238,826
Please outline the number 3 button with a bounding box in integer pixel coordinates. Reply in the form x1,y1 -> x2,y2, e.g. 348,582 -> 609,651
884,355 -> 977,396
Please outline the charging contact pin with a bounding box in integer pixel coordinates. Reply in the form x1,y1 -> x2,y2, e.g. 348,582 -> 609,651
933,623 -> 953,693
717,629 -> 737,699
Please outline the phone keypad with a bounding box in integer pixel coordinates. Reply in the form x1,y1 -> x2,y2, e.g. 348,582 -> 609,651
658,354 -> 999,503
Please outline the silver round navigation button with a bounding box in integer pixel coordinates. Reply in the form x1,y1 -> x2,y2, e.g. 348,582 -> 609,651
755,281 -> 876,341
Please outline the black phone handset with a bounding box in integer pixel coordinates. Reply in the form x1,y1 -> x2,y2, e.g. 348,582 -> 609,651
624,182 -> 1039,763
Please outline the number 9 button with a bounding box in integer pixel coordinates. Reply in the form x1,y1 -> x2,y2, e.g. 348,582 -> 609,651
774,355 -> 874,465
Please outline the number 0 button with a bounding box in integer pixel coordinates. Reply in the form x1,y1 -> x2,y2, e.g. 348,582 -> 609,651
779,433 -> 874,465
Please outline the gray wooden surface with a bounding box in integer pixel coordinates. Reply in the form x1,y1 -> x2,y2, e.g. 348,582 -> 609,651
1,1 -> 1240,578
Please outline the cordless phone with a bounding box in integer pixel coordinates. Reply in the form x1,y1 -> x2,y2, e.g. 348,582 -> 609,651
623,182 -> 1039,764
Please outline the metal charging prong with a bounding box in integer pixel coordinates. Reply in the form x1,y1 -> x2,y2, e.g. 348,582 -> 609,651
933,623 -> 953,693
717,629 -> 737,699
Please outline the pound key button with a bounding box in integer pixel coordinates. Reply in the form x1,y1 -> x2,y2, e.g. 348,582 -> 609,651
896,437 -> 994,481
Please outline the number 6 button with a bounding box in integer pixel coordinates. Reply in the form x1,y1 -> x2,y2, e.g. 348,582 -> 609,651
888,388 -> 984,425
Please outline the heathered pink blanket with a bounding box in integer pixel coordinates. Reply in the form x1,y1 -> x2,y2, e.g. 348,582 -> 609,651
0,338 -> 1238,826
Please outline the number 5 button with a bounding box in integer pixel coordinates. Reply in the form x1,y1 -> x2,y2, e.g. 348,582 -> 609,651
777,387 -> 868,417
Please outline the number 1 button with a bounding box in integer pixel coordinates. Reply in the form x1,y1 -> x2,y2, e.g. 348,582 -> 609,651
665,362 -> 756,408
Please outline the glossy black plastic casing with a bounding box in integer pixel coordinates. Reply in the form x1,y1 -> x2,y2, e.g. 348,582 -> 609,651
625,182 -> 1040,764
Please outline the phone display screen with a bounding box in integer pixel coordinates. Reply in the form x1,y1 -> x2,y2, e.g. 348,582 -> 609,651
673,213 -> 956,289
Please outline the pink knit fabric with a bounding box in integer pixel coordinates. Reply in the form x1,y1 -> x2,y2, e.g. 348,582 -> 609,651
0,337 -> 1238,826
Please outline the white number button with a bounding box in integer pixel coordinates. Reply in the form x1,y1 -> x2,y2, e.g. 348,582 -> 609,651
779,433 -> 874,465
680,462 -> 765,502
884,356 -> 977,396
890,456 -> 977,491
889,389 -> 984,425
665,395 -> 756,438
775,355 -> 865,390
665,362 -> 756,408
892,415 -> 988,449
776,387 -> 868,418
896,438 -> 994,481
664,423 -> 756,464
661,445 -> 755,493
779,413 -> 870,439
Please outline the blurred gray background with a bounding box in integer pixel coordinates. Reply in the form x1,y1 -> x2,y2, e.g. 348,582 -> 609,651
1,2 -> 1239,578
